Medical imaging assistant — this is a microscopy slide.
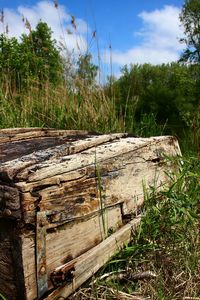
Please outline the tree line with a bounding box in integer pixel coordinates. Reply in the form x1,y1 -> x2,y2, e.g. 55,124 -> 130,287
106,0 -> 200,134
0,0 -> 199,150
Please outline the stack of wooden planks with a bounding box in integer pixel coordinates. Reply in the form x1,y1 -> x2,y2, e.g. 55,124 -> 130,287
0,128 -> 181,300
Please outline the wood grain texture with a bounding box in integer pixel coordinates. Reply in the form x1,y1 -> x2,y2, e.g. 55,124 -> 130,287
21,205 -> 122,300
10,135 -> 181,226
0,129 -> 181,300
0,132 -> 126,179
0,128 -> 90,144
45,217 -> 141,300
0,219 -> 24,300
0,236 -> 16,300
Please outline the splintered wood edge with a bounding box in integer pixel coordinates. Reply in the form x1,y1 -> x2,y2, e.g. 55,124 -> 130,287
0,128 -> 91,143
45,217 -> 141,300
0,132 -> 127,181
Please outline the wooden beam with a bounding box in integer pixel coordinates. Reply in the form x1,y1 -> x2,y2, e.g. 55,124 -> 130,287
0,133 -> 126,178
45,217 -> 141,300
20,206 -> 123,300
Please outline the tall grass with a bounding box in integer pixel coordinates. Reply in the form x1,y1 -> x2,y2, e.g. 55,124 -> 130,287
0,75 -> 124,132
0,70 -> 170,138
1,4 -> 200,300
1,71 -> 199,160
73,155 -> 200,299
2,47 -> 199,299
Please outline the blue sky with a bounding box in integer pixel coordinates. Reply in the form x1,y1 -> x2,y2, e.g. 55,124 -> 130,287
0,0 -> 185,78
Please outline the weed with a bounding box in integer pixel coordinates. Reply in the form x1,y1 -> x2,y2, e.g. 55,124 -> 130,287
81,155 -> 200,299
0,292 -> 7,300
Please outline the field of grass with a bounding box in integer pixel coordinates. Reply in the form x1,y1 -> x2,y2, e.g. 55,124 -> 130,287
0,20 -> 200,298
0,1 -> 200,300
1,74 -> 199,299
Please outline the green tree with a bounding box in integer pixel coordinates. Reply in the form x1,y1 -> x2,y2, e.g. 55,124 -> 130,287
20,21 -> 63,84
179,0 -> 200,63
106,62 -> 200,135
76,53 -> 98,86
0,34 -> 21,91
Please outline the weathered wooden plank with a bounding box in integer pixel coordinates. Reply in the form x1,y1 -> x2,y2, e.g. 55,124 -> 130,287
0,133 -> 126,180
15,136 -> 181,227
0,127 -> 44,135
0,133 -> 125,163
0,236 -> 16,300
0,137 -> 68,163
11,233 -> 27,300
21,205 -> 123,300
16,136 -> 180,184
0,219 -> 27,300
0,128 -> 90,143
0,128 -> 92,162
0,130 -> 182,300
20,175 -> 121,226
45,217 -> 141,300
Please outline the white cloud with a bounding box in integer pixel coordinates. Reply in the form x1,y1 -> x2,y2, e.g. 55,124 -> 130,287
111,47 -> 179,66
1,1 -> 89,53
106,5 -> 184,66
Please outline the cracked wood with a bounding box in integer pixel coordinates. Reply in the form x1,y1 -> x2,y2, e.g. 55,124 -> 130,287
0,128 -> 181,300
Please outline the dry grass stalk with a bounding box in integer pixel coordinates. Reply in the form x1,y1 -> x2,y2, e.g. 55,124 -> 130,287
69,285 -> 149,300
91,270 -> 157,284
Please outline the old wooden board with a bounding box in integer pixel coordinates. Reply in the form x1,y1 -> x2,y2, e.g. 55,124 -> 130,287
0,128 -> 181,300
0,219 -> 17,300
45,217 -> 141,300
0,219 -> 26,300
21,206 -> 123,300
0,134 -> 180,227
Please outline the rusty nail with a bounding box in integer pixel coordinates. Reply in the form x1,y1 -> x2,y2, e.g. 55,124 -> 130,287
40,266 -> 46,275
39,219 -> 46,227
3,208 -> 12,216
29,204 -> 35,210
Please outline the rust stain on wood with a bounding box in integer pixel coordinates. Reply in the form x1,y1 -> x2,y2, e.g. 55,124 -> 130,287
36,211 -> 48,298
